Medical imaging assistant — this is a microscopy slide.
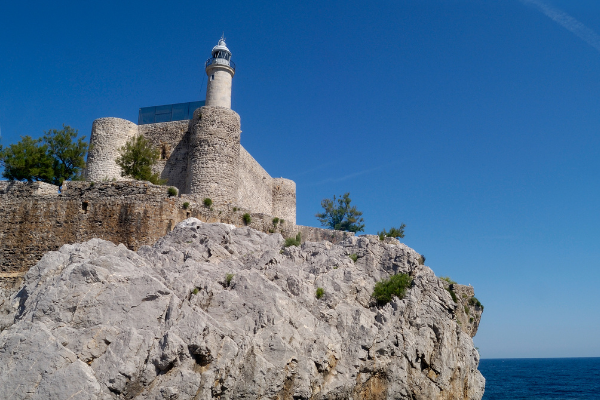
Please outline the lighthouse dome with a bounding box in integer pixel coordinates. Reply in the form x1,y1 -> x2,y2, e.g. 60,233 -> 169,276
211,37 -> 231,60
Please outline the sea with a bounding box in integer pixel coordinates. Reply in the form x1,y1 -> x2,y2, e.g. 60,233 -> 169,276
479,358 -> 600,400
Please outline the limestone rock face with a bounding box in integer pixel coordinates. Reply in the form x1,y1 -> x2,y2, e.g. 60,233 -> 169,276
0,219 -> 484,399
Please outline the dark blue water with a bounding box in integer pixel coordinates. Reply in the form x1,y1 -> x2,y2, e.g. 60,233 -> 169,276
480,358 -> 600,399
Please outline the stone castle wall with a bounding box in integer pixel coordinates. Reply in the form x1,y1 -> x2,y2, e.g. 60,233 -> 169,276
272,178 -> 296,225
237,147 -> 273,214
188,106 -> 241,206
86,118 -> 137,181
138,120 -> 190,192
0,181 -> 348,291
84,107 -> 296,221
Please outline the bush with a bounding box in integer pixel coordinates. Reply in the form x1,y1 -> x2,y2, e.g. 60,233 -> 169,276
272,217 -> 280,225
280,219 -> 285,223
315,192 -> 365,232
349,253 -> 358,263
242,213 -> 251,225
182,202 -> 190,210
372,273 -> 412,305
447,288 -> 458,303
316,287 -> 324,299
167,187 -> 177,197
464,305 -> 470,314
116,135 -> 165,184
203,198 -> 212,207
225,274 -> 234,287
378,224 -> 406,240
468,297 -> 484,310
284,232 -> 302,247
440,276 -> 456,285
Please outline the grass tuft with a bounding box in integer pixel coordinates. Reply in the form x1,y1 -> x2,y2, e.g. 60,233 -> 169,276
316,287 -> 324,299
372,273 -> 412,305
284,232 -> 302,247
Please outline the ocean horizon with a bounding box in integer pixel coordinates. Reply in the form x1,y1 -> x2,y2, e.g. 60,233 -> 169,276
480,357 -> 600,399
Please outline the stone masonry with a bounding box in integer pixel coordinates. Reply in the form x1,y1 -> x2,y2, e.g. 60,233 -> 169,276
188,107 -> 241,206
0,181 -> 350,291
84,108 -> 296,224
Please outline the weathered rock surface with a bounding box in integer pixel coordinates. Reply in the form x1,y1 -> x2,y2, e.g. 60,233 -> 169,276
0,219 -> 484,399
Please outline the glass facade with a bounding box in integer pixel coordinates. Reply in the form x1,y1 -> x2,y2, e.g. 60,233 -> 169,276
138,101 -> 205,125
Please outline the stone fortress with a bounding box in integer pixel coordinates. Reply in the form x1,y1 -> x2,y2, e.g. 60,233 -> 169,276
0,37 -> 354,289
85,37 -> 296,224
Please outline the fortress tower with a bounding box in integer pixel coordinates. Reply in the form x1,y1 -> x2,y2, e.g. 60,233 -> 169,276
188,37 -> 241,204
204,36 -> 235,108
84,36 -> 296,224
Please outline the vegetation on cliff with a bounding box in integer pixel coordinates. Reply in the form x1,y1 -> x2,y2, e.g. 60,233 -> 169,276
315,192 -> 365,233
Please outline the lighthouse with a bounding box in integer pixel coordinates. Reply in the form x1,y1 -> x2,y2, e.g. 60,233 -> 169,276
204,36 -> 235,108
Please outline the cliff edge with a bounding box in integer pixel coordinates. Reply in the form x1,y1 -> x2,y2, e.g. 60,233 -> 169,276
0,219 -> 484,399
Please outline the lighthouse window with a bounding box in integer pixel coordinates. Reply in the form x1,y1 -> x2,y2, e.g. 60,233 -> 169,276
210,75 -> 214,81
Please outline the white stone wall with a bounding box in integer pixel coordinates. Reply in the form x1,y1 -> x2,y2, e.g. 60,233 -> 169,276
86,118 -> 137,182
188,106 -> 241,207
138,120 -> 190,192
272,178 -> 296,225
237,147 -> 273,214
205,66 -> 233,109
84,106 -> 297,222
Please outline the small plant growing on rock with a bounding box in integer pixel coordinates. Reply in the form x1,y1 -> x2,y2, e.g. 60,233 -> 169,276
418,255 -> 426,265
280,219 -> 285,224
440,276 -> 456,285
192,287 -> 199,295
349,253 -> 358,263
468,297 -> 484,310
372,273 -> 412,305
464,305 -> 470,314
182,202 -> 190,210
167,187 -> 177,197
447,288 -> 458,303
89,182 -> 95,187
233,207 -> 238,212
225,274 -> 234,287
284,232 -> 302,247
203,198 -> 212,207
242,213 -> 251,225
377,224 -> 406,240
316,287 -> 324,299
272,217 -> 280,225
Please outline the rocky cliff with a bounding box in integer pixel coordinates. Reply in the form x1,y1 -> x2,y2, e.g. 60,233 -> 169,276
0,219 -> 484,399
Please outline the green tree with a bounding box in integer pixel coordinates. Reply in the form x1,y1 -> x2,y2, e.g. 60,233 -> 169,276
315,192 -> 365,232
377,224 -> 406,240
43,125 -> 88,185
0,126 -> 87,185
0,136 -> 54,182
115,135 -> 164,184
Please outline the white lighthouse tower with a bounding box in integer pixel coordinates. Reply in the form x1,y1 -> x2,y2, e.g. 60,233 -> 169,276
204,36 -> 235,108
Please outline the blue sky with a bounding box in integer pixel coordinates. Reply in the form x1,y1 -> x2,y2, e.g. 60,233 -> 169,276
1,0 -> 599,359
